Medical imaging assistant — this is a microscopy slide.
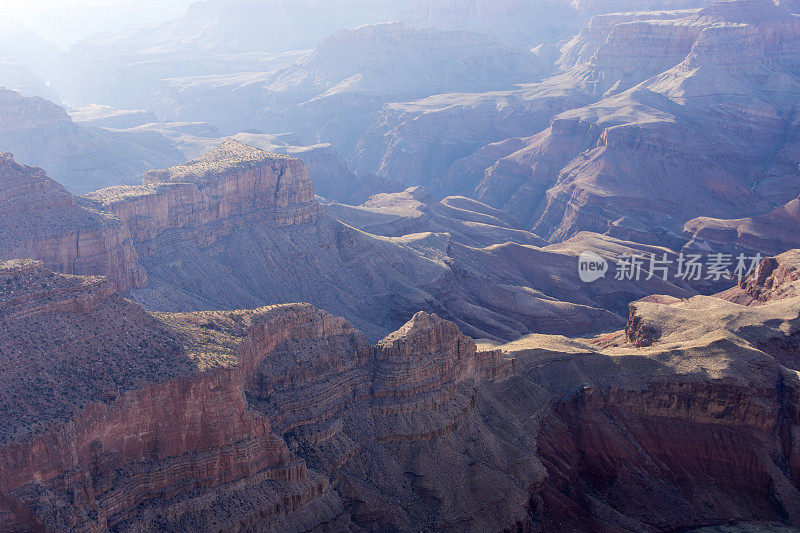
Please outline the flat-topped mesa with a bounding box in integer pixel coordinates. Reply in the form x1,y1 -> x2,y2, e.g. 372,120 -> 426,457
87,140 -> 320,247
0,153 -> 146,293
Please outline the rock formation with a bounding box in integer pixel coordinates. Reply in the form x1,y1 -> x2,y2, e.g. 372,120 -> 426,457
154,22 -> 550,153
0,262 -> 513,531
350,0 -> 800,251
53,0 -> 403,109
322,186 -> 545,247
0,153 -> 145,293
684,196 -> 800,257
116,145 -> 699,341
87,140 -> 320,246
1,259 -> 799,531
1,140 -> 706,342
718,250 -> 800,305
0,88 -> 188,193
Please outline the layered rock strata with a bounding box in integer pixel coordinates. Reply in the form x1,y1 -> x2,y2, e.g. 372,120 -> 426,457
86,140 -> 319,252
719,250 -> 800,305
3,260 -> 800,530
684,196 -> 800,257
1,141 -> 705,343
0,262 -> 514,531
0,153 -> 145,293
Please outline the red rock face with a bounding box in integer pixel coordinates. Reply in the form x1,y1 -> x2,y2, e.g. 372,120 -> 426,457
0,153 -> 146,293
0,264 -> 516,531
0,264 -> 343,531
3,262 -> 800,531
537,378 -> 800,531
719,250 -> 800,305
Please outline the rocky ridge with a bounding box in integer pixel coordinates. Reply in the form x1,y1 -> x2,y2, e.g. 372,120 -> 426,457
719,250 -> 800,305
0,153 -> 145,293
684,196 -> 800,256
1,141 -> 705,342
2,256 -> 799,530
322,185 -> 545,247
153,22 -> 551,154
0,262 -> 514,531
483,0 -> 800,242
351,0 -> 800,254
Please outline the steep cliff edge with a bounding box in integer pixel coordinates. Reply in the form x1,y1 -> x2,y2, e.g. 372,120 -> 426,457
0,154 -> 146,293
528,288 -> 800,529
0,263 -> 515,531
3,141 -> 682,342
2,262 -> 800,531
718,250 -> 800,305
86,140 -> 319,249
490,0 -> 800,241
0,261 -> 339,532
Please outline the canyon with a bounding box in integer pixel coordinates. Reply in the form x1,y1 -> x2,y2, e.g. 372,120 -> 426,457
351,0 -> 800,251
1,0 -> 800,530
2,141 -> 706,343
1,251 -> 798,530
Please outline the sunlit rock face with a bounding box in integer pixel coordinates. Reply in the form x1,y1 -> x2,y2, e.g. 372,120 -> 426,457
718,250 -> 800,306
81,141 -> 678,343
517,0 -> 800,245
88,140 -> 320,246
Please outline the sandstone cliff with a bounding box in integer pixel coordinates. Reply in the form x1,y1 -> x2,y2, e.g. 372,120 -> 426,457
492,0 -> 800,242
0,154 -> 146,293
2,261 -> 799,531
1,139 -> 706,343
86,140 -> 319,250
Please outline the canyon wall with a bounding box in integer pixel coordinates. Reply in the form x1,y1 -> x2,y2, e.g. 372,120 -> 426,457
2,259 -> 800,530
0,154 -> 146,293
86,140 -> 319,252
0,262 -> 515,531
